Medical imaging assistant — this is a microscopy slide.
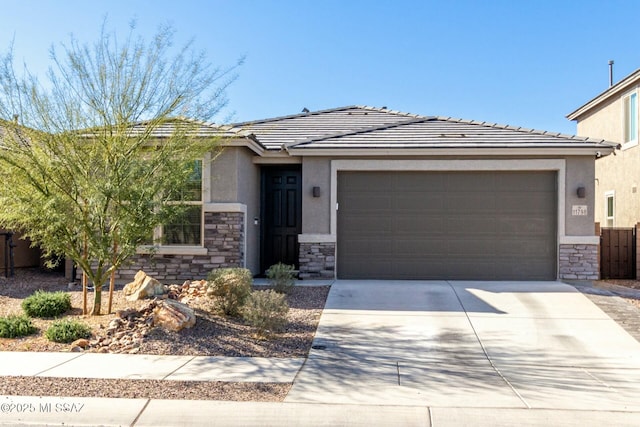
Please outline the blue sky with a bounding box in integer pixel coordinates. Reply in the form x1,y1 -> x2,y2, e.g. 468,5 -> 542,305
1,0 -> 638,134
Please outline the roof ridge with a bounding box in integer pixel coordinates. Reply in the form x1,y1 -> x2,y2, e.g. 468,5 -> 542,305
231,105 -> 428,128
285,116 -> 436,148
231,105 -> 360,127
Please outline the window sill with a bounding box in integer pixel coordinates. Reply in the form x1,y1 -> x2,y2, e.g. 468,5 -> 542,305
137,245 -> 208,256
621,139 -> 638,150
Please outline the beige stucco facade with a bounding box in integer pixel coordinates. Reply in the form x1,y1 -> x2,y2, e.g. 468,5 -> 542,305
570,77 -> 640,227
213,152 -> 600,279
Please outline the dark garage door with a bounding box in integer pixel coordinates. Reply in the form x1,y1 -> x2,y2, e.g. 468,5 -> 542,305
337,171 -> 557,280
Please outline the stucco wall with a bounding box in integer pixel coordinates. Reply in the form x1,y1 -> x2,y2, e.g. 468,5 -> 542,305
565,156 -> 596,235
575,89 -> 640,227
576,96 -> 622,143
301,157 -> 331,234
208,146 -> 261,274
210,148 -> 239,202
594,147 -> 640,227
236,148 -> 261,274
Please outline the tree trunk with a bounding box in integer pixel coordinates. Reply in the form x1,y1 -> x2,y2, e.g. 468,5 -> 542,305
82,271 -> 88,315
108,272 -> 115,314
91,286 -> 102,315
108,236 -> 118,314
82,227 -> 88,315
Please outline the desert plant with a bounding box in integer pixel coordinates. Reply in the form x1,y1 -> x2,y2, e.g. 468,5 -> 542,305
206,268 -> 253,316
0,314 -> 37,338
242,289 -> 289,337
22,290 -> 72,318
45,319 -> 91,343
266,262 -> 296,294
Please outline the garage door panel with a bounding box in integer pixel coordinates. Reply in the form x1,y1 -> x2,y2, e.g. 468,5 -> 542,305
495,172 -> 556,191
445,172 -> 496,190
446,215 -> 499,233
337,171 -> 557,280
395,193 -> 445,211
342,194 -> 393,211
393,238 -> 447,255
446,194 -> 497,211
395,216 -> 446,234
497,239 -> 555,256
497,217 -> 552,234
342,215 -> 393,233
499,194 -> 555,213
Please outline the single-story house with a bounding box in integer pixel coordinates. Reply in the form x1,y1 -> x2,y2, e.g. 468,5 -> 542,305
109,106 -> 616,282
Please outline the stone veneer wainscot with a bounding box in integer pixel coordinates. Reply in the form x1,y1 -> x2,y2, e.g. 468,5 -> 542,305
558,244 -> 599,280
298,242 -> 335,279
114,211 -> 244,282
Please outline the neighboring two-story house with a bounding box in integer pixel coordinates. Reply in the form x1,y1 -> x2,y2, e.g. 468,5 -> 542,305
567,69 -> 640,228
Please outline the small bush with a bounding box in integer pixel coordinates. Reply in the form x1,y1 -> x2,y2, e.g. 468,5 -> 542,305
0,314 -> 37,338
206,268 -> 253,316
45,319 -> 91,343
242,289 -> 289,337
22,290 -> 72,318
266,262 -> 296,294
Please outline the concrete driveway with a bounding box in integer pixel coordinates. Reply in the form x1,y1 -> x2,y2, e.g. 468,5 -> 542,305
286,280 -> 640,410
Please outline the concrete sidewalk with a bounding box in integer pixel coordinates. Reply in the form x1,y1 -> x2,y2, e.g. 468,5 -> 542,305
0,352 -> 303,383
1,396 -> 639,426
0,396 -> 640,427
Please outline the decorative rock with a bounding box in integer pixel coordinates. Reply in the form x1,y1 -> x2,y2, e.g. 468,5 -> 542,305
153,299 -> 196,332
70,346 -> 83,352
71,338 -> 90,349
123,270 -> 166,301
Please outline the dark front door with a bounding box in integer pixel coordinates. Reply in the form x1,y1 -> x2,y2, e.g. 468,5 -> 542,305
261,167 -> 302,273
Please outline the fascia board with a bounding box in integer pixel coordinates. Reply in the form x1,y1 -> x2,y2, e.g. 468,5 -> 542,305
286,146 -> 617,157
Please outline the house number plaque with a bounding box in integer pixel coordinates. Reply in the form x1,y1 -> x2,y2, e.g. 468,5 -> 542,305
572,205 -> 588,216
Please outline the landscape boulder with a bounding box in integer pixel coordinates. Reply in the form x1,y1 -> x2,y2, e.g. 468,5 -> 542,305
123,270 -> 165,301
153,299 -> 196,332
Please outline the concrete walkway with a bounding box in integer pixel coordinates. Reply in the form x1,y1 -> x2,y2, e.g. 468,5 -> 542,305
2,280 -> 640,426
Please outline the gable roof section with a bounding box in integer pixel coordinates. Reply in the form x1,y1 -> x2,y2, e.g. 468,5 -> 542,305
282,111 -> 617,156
228,106 -> 421,149
567,68 -> 640,121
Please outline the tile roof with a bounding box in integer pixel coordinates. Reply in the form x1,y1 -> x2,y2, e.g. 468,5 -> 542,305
284,114 -> 615,150
228,106 -> 422,149
48,105 -> 617,155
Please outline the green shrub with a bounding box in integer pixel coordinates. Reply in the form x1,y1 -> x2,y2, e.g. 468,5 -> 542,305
0,314 -> 37,338
266,262 -> 296,294
242,289 -> 289,337
45,319 -> 91,343
206,268 -> 253,316
22,290 -> 72,318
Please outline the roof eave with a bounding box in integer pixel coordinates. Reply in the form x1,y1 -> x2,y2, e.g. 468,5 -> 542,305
567,68 -> 640,121
221,136 -> 265,155
286,146 -> 617,157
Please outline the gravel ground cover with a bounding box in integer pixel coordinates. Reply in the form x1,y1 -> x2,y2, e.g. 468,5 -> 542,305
0,269 -> 329,401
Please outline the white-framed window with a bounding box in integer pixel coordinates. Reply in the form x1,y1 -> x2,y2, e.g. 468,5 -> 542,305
153,160 -> 203,246
605,191 -> 615,227
623,91 -> 638,149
